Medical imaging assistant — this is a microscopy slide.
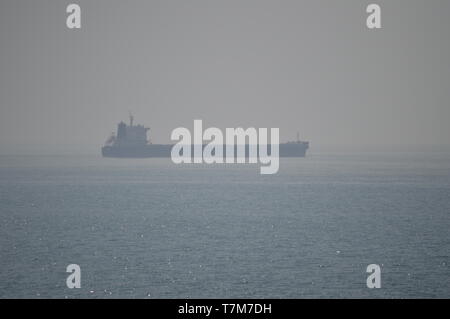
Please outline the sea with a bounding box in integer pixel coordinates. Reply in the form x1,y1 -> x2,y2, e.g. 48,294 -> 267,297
0,151 -> 449,298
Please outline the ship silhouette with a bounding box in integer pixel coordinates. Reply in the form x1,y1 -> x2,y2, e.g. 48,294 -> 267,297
102,115 -> 309,158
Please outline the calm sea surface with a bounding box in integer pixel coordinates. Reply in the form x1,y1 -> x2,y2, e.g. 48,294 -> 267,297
0,152 -> 449,298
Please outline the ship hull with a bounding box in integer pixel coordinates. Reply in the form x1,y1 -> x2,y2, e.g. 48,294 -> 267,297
102,144 -> 173,158
102,143 -> 308,158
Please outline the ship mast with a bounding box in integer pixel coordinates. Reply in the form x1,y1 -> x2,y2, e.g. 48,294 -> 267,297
129,112 -> 134,127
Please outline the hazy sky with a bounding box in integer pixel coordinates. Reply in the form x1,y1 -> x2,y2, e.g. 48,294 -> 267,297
0,0 -> 449,153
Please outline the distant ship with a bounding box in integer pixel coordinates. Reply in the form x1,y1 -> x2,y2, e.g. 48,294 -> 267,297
101,115 -> 309,158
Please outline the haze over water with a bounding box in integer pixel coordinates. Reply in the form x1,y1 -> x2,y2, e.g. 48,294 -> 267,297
1,150 -> 449,298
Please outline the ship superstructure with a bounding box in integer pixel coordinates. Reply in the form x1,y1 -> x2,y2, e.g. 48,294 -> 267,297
105,115 -> 149,147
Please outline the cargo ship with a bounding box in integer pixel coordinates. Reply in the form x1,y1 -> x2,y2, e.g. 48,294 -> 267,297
101,116 -> 309,158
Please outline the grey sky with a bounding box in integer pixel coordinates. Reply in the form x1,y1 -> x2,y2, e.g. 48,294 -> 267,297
0,0 -> 449,154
